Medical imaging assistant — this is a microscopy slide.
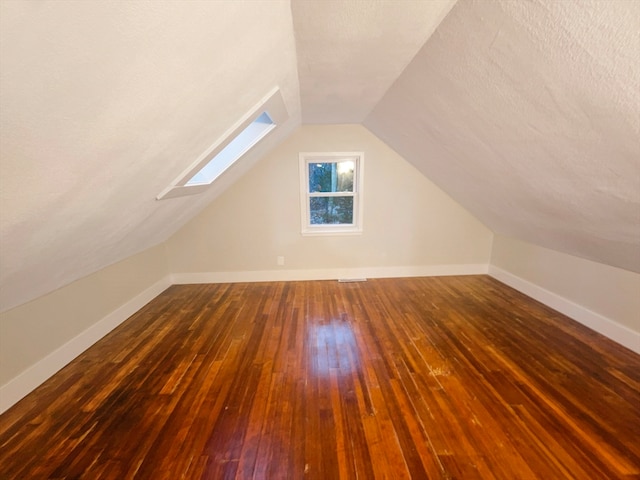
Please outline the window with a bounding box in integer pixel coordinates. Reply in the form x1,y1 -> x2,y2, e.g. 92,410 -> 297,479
157,87 -> 288,200
299,152 -> 364,235
185,112 -> 274,186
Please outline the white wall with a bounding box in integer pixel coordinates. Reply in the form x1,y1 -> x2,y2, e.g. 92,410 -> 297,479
0,244 -> 170,412
0,123 -> 493,414
490,235 -> 640,353
165,125 -> 494,280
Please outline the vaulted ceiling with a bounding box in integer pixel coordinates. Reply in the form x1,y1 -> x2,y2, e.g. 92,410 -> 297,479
1,0 -> 638,312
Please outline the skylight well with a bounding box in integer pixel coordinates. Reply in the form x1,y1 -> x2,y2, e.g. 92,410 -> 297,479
185,112 -> 274,186
157,88 -> 288,200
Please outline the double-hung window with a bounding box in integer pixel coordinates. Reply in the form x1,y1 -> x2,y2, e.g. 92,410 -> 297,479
299,152 -> 364,235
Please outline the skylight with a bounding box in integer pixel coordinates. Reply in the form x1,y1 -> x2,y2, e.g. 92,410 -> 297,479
185,112 -> 274,186
157,87 -> 288,200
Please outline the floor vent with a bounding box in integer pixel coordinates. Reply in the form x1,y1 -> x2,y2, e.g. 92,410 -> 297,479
338,278 -> 368,283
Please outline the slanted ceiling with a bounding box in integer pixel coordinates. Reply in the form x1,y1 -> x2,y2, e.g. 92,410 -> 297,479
365,0 -> 640,275
0,0 -> 638,312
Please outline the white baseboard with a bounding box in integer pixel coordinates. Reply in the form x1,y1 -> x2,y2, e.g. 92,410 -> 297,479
0,276 -> 172,414
171,263 -> 489,285
5,264 -> 634,415
489,266 -> 640,354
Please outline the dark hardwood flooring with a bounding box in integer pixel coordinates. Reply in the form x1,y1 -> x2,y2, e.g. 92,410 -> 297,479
1,275 -> 639,479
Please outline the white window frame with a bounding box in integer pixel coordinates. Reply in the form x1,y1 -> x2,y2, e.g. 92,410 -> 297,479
157,87 -> 288,200
299,152 -> 364,236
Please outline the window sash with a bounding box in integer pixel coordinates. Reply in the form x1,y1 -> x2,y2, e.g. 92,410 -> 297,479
299,152 -> 364,236
308,191 -> 356,198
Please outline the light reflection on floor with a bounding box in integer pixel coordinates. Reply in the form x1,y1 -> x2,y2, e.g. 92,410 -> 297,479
306,318 -> 361,379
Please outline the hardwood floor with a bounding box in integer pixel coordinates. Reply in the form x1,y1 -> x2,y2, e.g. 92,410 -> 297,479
1,275 -> 639,479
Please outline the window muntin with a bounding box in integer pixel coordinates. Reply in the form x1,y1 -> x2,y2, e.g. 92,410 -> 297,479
299,153 -> 364,235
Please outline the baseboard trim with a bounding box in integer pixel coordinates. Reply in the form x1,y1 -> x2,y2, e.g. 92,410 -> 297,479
488,265 -> 640,354
171,264 -> 489,285
0,275 -> 172,414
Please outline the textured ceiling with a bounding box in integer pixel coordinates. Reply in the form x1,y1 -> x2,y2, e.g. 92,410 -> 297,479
365,0 -> 640,273
1,0 -> 638,312
292,0 -> 456,123
0,0 -> 301,311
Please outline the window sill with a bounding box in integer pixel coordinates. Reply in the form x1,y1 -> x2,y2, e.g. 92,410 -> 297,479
301,227 -> 363,236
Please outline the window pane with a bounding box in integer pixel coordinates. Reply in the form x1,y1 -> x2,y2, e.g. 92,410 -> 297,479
186,112 -> 275,186
310,196 -> 354,224
308,161 -> 354,193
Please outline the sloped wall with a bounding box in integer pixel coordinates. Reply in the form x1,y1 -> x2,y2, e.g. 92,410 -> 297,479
490,235 -> 640,353
0,244 -> 170,412
365,0 -> 640,274
165,125 -> 493,279
0,0 -> 301,313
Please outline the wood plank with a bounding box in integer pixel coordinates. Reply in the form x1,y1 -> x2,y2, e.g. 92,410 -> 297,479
1,276 -> 639,479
